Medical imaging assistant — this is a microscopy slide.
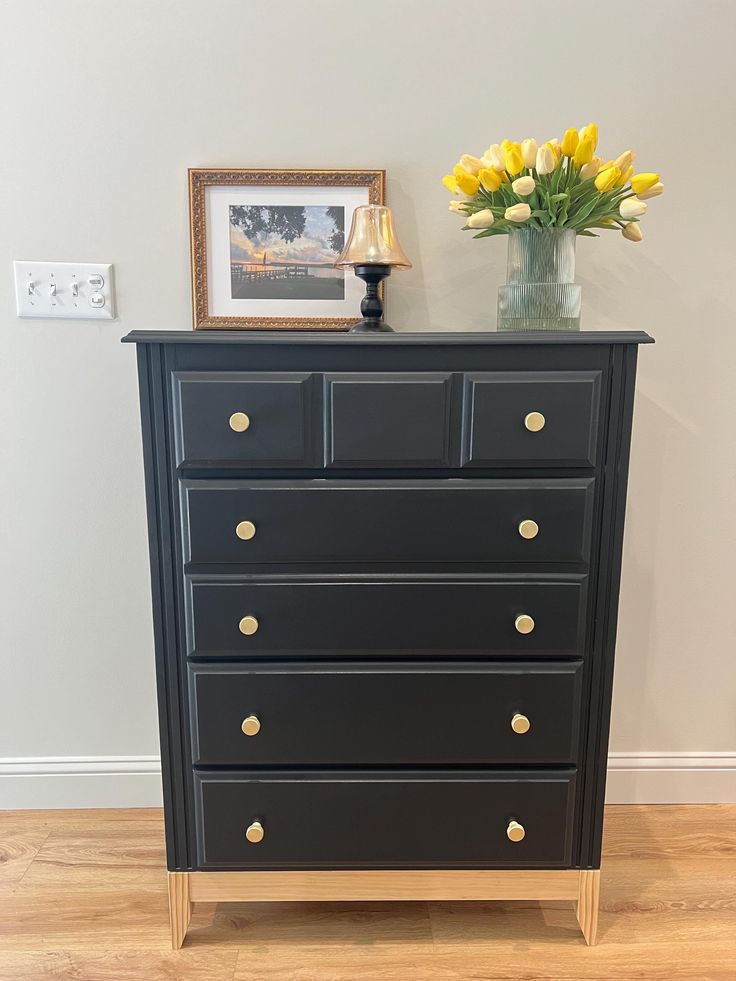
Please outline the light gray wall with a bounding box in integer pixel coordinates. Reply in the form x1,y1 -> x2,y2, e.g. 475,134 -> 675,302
1,0 -> 734,804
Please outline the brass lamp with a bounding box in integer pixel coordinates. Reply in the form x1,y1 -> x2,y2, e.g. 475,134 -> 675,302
335,205 -> 412,332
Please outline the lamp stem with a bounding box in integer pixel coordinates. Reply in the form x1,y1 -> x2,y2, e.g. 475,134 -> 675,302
350,264 -> 393,333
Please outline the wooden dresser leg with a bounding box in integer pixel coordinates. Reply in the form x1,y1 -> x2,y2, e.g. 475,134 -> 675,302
576,869 -> 600,945
168,872 -> 191,949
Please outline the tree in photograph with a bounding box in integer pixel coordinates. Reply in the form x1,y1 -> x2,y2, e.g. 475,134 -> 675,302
230,206 -> 307,243
326,207 -> 345,253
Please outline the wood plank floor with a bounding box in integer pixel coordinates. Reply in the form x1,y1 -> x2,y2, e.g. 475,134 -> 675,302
1,805 -> 734,979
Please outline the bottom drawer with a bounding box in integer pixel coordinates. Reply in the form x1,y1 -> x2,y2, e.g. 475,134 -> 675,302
193,771 -> 576,870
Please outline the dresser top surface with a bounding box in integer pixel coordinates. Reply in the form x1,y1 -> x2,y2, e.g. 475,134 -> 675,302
123,329 -> 654,347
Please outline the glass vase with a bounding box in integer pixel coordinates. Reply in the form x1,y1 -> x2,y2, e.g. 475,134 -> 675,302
497,227 -> 581,331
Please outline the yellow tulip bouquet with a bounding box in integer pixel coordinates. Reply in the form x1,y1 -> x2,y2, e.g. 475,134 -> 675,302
442,124 -> 663,242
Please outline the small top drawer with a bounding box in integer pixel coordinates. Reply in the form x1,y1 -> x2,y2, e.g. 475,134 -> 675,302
172,371 -> 316,467
325,372 -> 453,467
463,371 -> 602,467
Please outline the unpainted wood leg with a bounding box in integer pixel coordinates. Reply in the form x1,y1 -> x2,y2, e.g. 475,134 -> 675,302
576,869 -> 600,945
168,872 -> 191,949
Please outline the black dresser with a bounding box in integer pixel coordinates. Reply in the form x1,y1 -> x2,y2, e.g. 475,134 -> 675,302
125,329 -> 653,947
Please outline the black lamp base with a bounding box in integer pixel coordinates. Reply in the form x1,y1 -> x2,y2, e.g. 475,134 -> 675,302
349,263 -> 393,333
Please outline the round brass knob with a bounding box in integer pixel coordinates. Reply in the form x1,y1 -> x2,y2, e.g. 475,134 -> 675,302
507,820 -> 525,842
239,615 -> 259,636
515,614 -> 535,635
229,412 -> 250,432
241,715 -> 261,736
235,520 -> 256,541
518,519 -> 539,540
245,821 -> 264,843
511,713 -> 531,734
524,411 -> 546,432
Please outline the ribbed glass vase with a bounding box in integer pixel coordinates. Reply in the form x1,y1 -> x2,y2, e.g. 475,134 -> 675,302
497,227 -> 581,331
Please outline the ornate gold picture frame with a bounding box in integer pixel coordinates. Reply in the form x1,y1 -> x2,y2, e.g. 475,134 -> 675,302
189,168 -> 385,330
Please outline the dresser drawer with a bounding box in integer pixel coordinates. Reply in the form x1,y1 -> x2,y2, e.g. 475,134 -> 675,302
324,372 -> 453,467
190,661 -> 583,766
194,770 -> 576,869
173,371 -> 317,467
462,371 -> 602,467
182,479 -> 594,566
186,579 -> 587,658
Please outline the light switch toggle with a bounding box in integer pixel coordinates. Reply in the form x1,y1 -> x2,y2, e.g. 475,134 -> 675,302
70,282 -> 79,297
49,283 -> 57,297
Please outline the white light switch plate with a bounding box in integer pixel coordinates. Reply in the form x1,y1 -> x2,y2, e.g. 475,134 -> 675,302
14,261 -> 116,319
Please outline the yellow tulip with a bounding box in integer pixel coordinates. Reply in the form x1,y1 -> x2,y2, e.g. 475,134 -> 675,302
561,128 -> 579,156
521,138 -> 538,168
504,202 -> 531,222
544,139 -> 562,163
442,175 -> 460,194
478,167 -> 502,192
622,222 -> 643,242
454,170 -> 480,196
466,208 -> 495,229
637,181 -> 664,200
613,150 -> 635,172
631,173 -> 660,194
504,144 -> 525,176
579,156 -> 602,180
615,165 -> 634,188
594,166 -> 621,192
579,123 -> 598,151
573,137 -> 595,166
458,154 -> 484,176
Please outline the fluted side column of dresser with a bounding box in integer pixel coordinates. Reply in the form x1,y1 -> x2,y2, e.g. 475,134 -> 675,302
125,329 -> 653,948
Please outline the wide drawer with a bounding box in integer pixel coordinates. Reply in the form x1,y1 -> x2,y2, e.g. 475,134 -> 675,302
190,661 -> 583,765
193,770 -> 577,869
173,371 -> 317,467
186,578 -> 587,658
181,479 -> 595,566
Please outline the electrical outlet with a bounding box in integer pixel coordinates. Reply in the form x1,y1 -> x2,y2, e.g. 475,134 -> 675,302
14,261 -> 116,320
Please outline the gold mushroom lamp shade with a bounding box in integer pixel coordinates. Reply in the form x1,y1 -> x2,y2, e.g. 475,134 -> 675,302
335,205 -> 411,332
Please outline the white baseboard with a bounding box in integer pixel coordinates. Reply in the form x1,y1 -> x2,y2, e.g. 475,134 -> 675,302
605,752 -> 736,804
0,756 -> 163,809
0,753 -> 734,810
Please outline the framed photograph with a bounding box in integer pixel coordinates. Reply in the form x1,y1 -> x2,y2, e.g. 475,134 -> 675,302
189,168 -> 385,330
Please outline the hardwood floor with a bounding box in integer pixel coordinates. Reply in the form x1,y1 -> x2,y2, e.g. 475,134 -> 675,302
1,805 -> 734,979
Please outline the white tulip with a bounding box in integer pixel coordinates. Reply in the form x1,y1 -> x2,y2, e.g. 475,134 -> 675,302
466,208 -> 495,229
613,150 -> 636,172
505,203 -> 531,223
622,222 -> 643,242
458,154 -> 483,175
637,181 -> 664,200
579,156 -> 602,180
512,176 -> 536,196
521,138 -> 537,169
448,200 -> 469,216
535,145 -> 556,175
485,143 -> 506,172
619,197 -> 648,219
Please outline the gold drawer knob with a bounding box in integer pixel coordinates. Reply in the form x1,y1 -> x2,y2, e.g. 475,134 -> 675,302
229,412 -> 250,432
239,615 -> 259,636
518,519 -> 539,540
524,411 -> 546,432
515,614 -> 535,635
241,715 -> 261,736
245,821 -> 264,843
235,520 -> 257,541
507,820 -> 526,842
511,713 -> 531,734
